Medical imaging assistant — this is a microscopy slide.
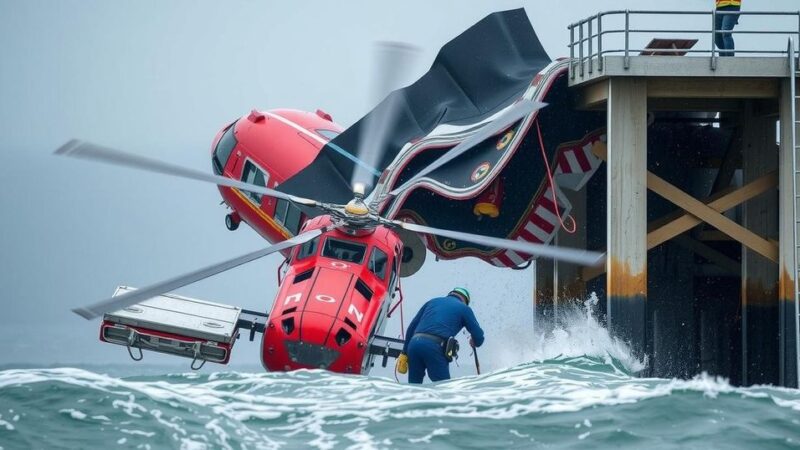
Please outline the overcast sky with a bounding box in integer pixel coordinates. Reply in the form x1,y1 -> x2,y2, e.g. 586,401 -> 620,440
1,1 -> 797,376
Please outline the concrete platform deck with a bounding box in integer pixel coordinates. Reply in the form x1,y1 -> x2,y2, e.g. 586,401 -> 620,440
569,56 -> 794,87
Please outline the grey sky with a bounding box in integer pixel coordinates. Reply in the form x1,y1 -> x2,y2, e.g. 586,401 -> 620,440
1,1 -> 797,376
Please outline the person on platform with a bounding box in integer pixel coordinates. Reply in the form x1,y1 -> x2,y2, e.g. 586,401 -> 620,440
395,287 -> 484,384
715,0 -> 741,57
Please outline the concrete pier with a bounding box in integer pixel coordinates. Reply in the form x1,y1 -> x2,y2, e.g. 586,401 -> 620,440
537,13 -> 800,387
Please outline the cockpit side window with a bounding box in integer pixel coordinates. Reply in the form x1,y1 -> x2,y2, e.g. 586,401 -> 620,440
275,198 -> 303,235
241,160 -> 269,205
212,121 -> 237,175
296,236 -> 319,261
368,247 -> 388,280
322,238 -> 367,264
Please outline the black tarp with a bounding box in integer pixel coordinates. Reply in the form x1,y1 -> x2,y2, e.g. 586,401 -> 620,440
277,8 -> 551,205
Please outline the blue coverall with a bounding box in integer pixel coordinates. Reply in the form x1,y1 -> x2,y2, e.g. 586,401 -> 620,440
402,295 -> 484,384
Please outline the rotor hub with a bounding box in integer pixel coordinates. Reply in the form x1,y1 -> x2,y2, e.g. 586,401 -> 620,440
344,197 -> 370,216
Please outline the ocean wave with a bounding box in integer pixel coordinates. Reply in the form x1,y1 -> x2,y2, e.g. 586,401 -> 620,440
0,362 -> 799,449
0,295 -> 797,449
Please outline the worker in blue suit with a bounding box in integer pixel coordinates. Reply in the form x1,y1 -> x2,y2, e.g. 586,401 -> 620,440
396,287 -> 484,384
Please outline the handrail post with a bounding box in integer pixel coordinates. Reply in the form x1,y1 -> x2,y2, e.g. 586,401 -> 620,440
569,25 -> 575,80
588,17 -> 594,74
579,22 -> 585,77
711,9 -> 718,70
624,10 -> 630,69
597,13 -> 603,72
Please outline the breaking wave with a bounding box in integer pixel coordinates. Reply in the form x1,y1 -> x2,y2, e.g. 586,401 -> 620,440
1,296 -> 798,449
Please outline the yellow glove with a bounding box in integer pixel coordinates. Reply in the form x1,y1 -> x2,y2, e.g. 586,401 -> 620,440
396,353 -> 408,374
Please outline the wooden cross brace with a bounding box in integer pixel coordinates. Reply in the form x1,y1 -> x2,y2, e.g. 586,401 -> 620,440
583,142 -> 778,281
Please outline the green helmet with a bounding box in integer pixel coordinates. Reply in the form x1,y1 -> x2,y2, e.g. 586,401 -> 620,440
449,287 -> 471,305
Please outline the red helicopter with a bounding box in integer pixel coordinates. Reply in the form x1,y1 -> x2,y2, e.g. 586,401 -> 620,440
57,10 -> 603,375
57,100 -> 599,374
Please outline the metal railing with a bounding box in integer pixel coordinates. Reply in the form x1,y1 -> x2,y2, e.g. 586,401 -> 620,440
568,10 -> 800,78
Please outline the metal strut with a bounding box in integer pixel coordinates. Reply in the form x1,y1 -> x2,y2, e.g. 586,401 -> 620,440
790,37 -> 800,388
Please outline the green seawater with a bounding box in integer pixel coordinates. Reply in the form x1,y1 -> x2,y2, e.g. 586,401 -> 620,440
0,358 -> 798,449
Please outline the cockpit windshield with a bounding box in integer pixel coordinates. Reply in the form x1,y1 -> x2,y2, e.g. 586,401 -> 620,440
322,238 -> 367,264
368,247 -> 388,279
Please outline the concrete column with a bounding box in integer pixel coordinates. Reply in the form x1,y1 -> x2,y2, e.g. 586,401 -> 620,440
533,257 -> 555,335
778,79 -> 799,387
741,100 -> 779,386
606,77 -> 648,359
557,187 -> 588,302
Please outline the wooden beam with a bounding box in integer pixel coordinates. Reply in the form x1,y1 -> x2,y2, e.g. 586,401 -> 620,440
575,79 -> 609,110
592,142 -> 776,252
647,171 -> 777,250
647,173 -> 778,263
582,144 -> 778,281
647,78 -> 779,99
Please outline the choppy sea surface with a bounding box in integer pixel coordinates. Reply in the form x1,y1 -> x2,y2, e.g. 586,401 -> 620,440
2,298 -> 799,449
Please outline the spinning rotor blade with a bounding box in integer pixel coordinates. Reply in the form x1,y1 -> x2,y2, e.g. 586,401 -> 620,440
352,41 -> 420,192
389,100 -> 546,197
72,228 -> 327,320
55,139 -> 319,207
392,220 -> 604,267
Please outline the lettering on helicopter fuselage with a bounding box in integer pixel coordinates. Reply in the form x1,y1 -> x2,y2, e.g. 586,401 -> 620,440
348,304 -> 364,323
283,293 -> 302,306
315,294 -> 336,303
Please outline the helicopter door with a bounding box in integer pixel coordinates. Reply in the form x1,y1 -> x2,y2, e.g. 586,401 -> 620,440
240,159 -> 269,206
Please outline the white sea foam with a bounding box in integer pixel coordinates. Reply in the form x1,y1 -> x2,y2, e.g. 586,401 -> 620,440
120,428 -> 155,437
59,408 -> 87,420
484,292 -> 646,374
408,427 -> 449,443
0,419 -> 14,431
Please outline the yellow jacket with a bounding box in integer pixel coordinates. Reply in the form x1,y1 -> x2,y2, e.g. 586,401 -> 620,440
716,0 -> 741,7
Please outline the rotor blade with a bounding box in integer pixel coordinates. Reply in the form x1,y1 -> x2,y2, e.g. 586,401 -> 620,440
389,100 -> 546,197
393,221 -> 604,267
352,41 -> 421,191
72,228 -> 326,320
55,139 -> 319,207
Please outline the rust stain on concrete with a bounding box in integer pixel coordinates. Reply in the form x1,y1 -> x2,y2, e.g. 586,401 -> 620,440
779,266 -> 796,303
607,258 -> 647,298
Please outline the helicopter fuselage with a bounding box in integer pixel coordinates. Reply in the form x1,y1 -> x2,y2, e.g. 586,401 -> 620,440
210,109 -> 406,374
262,215 -> 402,374
211,108 -> 343,250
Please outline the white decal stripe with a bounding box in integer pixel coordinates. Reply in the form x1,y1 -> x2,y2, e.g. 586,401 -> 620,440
263,111 -> 328,146
263,111 -> 380,177
505,250 -> 525,265
565,150 -> 581,174
535,205 -> 559,225
524,221 -> 551,241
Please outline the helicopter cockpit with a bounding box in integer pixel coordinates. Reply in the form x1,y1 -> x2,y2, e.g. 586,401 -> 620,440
322,238 -> 367,263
